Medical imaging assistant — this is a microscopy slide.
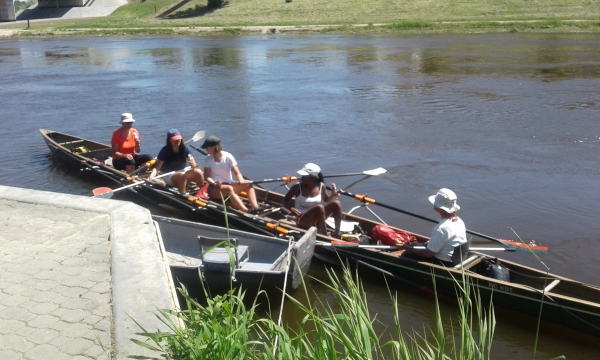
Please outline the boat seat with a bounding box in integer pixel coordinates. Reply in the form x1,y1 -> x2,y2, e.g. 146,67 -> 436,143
242,262 -> 273,271
198,236 -> 249,271
544,279 -> 561,293
453,255 -> 483,270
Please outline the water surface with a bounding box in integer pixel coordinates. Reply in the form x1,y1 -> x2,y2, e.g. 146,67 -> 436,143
1,33 -> 599,358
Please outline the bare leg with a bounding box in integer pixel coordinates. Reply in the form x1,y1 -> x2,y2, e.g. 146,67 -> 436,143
170,172 -> 187,193
184,169 -> 204,189
299,205 -> 327,235
324,201 -> 342,238
210,185 -> 249,212
232,183 -> 258,209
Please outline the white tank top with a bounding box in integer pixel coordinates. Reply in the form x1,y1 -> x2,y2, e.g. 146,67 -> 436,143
296,184 -> 323,212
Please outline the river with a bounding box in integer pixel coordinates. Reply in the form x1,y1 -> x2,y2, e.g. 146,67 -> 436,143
1,33 -> 599,358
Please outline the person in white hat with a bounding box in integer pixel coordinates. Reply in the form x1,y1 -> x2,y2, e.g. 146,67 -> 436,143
282,163 -> 342,238
398,188 -> 467,266
111,113 -> 153,173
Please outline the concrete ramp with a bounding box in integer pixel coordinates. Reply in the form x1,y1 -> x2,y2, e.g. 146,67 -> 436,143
16,0 -> 126,21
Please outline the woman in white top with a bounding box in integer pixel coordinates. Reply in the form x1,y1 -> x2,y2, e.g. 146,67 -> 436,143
282,163 -> 342,238
201,136 -> 259,213
398,188 -> 467,267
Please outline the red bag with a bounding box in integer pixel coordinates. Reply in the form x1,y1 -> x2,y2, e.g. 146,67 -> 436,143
371,225 -> 417,246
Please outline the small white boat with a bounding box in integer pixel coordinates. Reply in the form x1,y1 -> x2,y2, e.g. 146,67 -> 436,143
153,215 -> 316,297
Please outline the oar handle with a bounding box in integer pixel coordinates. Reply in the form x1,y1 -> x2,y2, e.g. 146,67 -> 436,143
128,159 -> 156,177
252,176 -> 298,185
116,167 -> 190,193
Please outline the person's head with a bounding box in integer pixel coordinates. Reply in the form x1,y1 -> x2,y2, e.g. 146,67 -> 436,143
166,129 -> 185,153
297,163 -> 324,184
429,188 -> 460,216
120,113 -> 135,128
200,135 -> 222,155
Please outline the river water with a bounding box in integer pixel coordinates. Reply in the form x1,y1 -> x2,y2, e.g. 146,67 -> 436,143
1,33 -> 599,358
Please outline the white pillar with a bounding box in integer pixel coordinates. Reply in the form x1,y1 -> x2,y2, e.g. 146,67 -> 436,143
0,0 -> 16,21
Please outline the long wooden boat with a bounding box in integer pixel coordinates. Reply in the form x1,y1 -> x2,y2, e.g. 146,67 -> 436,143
41,129 -> 600,335
40,129 -> 279,237
153,215 -> 316,297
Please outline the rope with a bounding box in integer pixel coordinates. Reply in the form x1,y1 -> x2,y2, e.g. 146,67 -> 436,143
273,235 -> 295,357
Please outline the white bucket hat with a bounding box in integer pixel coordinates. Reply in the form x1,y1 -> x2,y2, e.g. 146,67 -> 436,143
120,113 -> 135,123
429,188 -> 460,213
297,163 -> 321,177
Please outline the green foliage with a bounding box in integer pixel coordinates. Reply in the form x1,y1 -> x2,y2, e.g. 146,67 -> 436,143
130,262 -> 504,359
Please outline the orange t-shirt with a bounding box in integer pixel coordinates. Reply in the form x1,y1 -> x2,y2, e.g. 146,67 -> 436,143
111,128 -> 139,160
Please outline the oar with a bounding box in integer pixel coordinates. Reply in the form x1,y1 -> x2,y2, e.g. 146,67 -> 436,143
250,168 -> 387,185
128,159 -> 156,177
330,187 -> 548,252
93,167 -> 190,199
316,240 -> 516,252
184,130 -> 206,145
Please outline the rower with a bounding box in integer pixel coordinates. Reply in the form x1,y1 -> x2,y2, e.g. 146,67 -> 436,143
398,188 -> 468,267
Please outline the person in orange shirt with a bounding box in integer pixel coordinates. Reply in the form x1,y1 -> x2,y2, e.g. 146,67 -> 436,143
111,113 -> 153,173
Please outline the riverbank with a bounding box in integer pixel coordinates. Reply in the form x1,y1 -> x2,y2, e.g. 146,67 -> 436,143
1,0 -> 599,37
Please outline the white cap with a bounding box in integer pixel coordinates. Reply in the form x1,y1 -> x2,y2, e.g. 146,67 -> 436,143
297,163 -> 321,177
120,113 -> 135,123
429,188 -> 460,213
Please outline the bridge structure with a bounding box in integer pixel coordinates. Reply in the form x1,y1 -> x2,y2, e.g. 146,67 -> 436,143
0,0 -> 125,23
0,0 -> 16,21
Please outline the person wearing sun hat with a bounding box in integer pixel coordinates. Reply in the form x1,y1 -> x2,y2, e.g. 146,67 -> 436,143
201,135 -> 259,213
111,112 -> 153,173
282,163 -> 342,238
148,129 -> 204,194
398,188 -> 468,267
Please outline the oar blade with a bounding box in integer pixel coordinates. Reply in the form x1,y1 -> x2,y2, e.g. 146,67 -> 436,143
184,130 -> 206,145
93,187 -> 113,199
363,167 -> 387,176
498,239 -> 548,252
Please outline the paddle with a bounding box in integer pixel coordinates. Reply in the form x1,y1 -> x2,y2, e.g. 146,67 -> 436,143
250,167 -> 387,185
330,187 -> 548,252
317,240 -> 516,252
184,130 -> 206,145
93,167 -> 191,199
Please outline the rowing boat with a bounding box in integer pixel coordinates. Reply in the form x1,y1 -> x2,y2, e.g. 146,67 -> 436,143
229,187 -> 600,336
41,129 -> 600,335
153,215 -> 315,297
40,129 -> 279,237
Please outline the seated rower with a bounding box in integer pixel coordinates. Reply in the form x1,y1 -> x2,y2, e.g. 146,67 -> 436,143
111,113 -> 153,173
398,188 -> 467,267
149,129 -> 204,194
201,136 -> 259,213
282,163 -> 342,238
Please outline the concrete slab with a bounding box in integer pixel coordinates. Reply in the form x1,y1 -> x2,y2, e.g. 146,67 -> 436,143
0,185 -> 178,359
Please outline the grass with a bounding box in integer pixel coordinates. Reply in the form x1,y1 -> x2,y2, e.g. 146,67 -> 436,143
7,0 -> 599,35
130,263 -> 505,359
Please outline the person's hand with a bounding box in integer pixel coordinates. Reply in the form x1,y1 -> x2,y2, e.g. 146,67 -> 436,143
396,241 -> 410,251
331,183 -> 339,197
290,208 -> 302,218
124,154 -> 134,160
188,155 -> 196,169
214,180 -> 222,189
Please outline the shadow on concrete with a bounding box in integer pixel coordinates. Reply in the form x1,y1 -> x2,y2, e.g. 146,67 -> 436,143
17,7 -> 73,20
165,4 -> 217,19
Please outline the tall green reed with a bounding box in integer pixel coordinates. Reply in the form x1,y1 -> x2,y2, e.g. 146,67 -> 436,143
131,260 -> 501,359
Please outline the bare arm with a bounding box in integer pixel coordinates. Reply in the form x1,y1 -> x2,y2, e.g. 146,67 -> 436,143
283,184 -> 302,217
321,183 -> 339,203
149,160 -> 164,180
231,165 -> 245,184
